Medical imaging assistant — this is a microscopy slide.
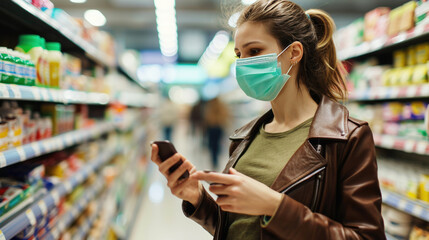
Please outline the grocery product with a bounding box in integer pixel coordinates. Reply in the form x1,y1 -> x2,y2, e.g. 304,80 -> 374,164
45,42 -> 62,88
409,225 -> 429,240
364,7 -> 390,42
15,35 -> 43,85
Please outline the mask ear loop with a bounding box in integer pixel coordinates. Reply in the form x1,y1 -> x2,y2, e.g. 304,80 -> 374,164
277,43 -> 293,58
286,62 -> 295,75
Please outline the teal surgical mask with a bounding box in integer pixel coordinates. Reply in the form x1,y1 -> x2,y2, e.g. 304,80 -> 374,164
235,44 -> 294,101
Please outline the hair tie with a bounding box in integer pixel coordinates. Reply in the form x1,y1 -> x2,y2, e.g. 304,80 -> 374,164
306,13 -> 310,19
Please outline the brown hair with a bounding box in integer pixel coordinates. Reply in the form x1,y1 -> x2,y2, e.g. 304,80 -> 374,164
236,0 -> 347,101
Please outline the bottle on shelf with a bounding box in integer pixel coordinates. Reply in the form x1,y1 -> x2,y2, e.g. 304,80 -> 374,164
46,42 -> 62,88
0,116 -> 9,151
40,37 -> 50,86
0,48 -> 13,83
15,35 -> 44,85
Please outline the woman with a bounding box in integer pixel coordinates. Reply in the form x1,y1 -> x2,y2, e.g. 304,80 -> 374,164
151,0 -> 385,239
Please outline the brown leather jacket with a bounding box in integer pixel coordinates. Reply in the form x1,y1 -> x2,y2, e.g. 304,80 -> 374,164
182,96 -> 386,240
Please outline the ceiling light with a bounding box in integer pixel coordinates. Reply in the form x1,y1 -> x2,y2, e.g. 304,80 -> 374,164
242,0 -> 257,5
228,12 -> 240,28
70,0 -> 86,3
84,9 -> 107,27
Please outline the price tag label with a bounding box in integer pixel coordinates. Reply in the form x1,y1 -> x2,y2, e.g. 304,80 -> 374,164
412,205 -> 423,216
57,139 -> 64,150
404,140 -> 415,152
0,230 -> 6,240
415,24 -> 425,36
65,134 -> 74,146
16,147 -> 26,161
382,136 -> 395,148
30,87 -> 41,100
51,190 -> 60,205
64,181 -> 72,192
26,209 -> 36,226
0,153 -> 6,168
390,87 -> 400,98
40,88 -> 50,101
0,84 -> 10,98
42,140 -> 51,152
416,141 -> 428,154
10,85 -> 22,99
421,84 -> 429,96
31,142 -> 41,156
38,201 -> 48,216
406,86 -> 418,97
398,199 -> 407,209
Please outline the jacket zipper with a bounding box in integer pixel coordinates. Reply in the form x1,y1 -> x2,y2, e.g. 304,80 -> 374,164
310,172 -> 323,211
280,166 -> 326,194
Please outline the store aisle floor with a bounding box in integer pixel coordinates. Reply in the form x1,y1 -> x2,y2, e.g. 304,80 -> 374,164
130,122 -> 230,240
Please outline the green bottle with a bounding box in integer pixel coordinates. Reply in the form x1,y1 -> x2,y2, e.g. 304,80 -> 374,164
2,49 -> 14,84
0,47 -> 5,81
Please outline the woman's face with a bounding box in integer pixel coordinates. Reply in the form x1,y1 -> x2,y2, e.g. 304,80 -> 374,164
234,21 -> 283,59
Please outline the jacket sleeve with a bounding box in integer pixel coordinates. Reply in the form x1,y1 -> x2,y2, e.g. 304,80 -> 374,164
261,124 -> 386,240
182,187 -> 219,236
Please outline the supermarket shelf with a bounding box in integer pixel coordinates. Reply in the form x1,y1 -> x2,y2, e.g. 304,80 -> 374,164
373,134 -> 429,155
0,150 -> 116,240
0,0 -> 115,68
349,84 -> 429,102
70,203 -> 101,240
338,23 -> 429,61
44,178 -> 104,240
0,122 -> 115,169
0,84 -> 111,105
381,188 -> 429,222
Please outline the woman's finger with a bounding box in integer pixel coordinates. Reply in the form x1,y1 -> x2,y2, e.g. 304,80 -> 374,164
150,144 -> 162,165
208,184 -> 231,196
167,160 -> 193,188
193,171 -> 238,185
159,153 -> 183,176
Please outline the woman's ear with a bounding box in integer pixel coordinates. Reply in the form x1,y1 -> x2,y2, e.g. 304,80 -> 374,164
289,41 -> 303,64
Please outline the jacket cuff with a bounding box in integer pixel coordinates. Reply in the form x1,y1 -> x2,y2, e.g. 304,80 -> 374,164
261,194 -> 285,227
261,194 -> 302,236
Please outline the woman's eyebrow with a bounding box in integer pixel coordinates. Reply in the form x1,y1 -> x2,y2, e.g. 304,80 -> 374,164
234,41 -> 263,51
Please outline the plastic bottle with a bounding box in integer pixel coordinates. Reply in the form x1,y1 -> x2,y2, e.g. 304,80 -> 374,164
40,38 -> 50,86
0,116 -> 8,151
11,52 -> 26,85
0,49 -> 13,83
15,35 -> 43,85
0,47 -> 6,81
46,42 -> 62,88
11,102 -> 23,146
23,55 -> 36,86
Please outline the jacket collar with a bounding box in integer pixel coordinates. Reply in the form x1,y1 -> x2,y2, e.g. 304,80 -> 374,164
230,96 -> 349,141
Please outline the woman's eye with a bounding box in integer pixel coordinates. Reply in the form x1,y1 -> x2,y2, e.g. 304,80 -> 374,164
249,49 -> 260,56
235,53 -> 241,58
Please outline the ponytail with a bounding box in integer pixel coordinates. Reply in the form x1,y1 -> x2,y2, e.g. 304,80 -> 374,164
306,9 -> 348,101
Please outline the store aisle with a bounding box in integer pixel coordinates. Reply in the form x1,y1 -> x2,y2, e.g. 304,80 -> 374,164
130,121 -> 230,240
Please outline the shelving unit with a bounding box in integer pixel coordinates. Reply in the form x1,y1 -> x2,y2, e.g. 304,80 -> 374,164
0,121 -> 115,169
381,188 -> 429,222
0,149 -> 116,239
349,84 -> 429,102
339,23 -> 429,61
0,0 -> 115,68
373,134 -> 429,155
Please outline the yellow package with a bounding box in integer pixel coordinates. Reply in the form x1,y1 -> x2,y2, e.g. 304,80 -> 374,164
407,46 -> 417,66
400,1 -> 417,32
388,8 -> 401,36
382,69 -> 392,86
419,175 -> 429,202
394,50 -> 407,68
389,68 -> 401,86
412,64 -> 428,85
416,43 -> 429,64
400,67 -> 414,86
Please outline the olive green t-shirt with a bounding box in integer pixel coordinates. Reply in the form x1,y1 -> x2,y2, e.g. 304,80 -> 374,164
225,118 -> 313,240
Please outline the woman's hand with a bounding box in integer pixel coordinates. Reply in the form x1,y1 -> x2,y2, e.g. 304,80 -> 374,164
151,144 -> 202,207
193,168 -> 283,216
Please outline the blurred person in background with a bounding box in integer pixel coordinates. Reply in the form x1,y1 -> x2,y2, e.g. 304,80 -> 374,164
204,97 -> 230,170
159,98 -> 179,141
189,99 -> 205,137
151,0 -> 385,239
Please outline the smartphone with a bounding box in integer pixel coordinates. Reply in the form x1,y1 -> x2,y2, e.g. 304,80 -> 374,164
152,140 -> 189,180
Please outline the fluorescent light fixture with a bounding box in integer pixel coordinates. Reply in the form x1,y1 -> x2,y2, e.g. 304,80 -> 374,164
154,0 -> 178,57
70,0 -> 87,3
198,31 -> 230,66
84,9 -> 106,27
242,0 -> 257,5
228,12 -> 240,28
